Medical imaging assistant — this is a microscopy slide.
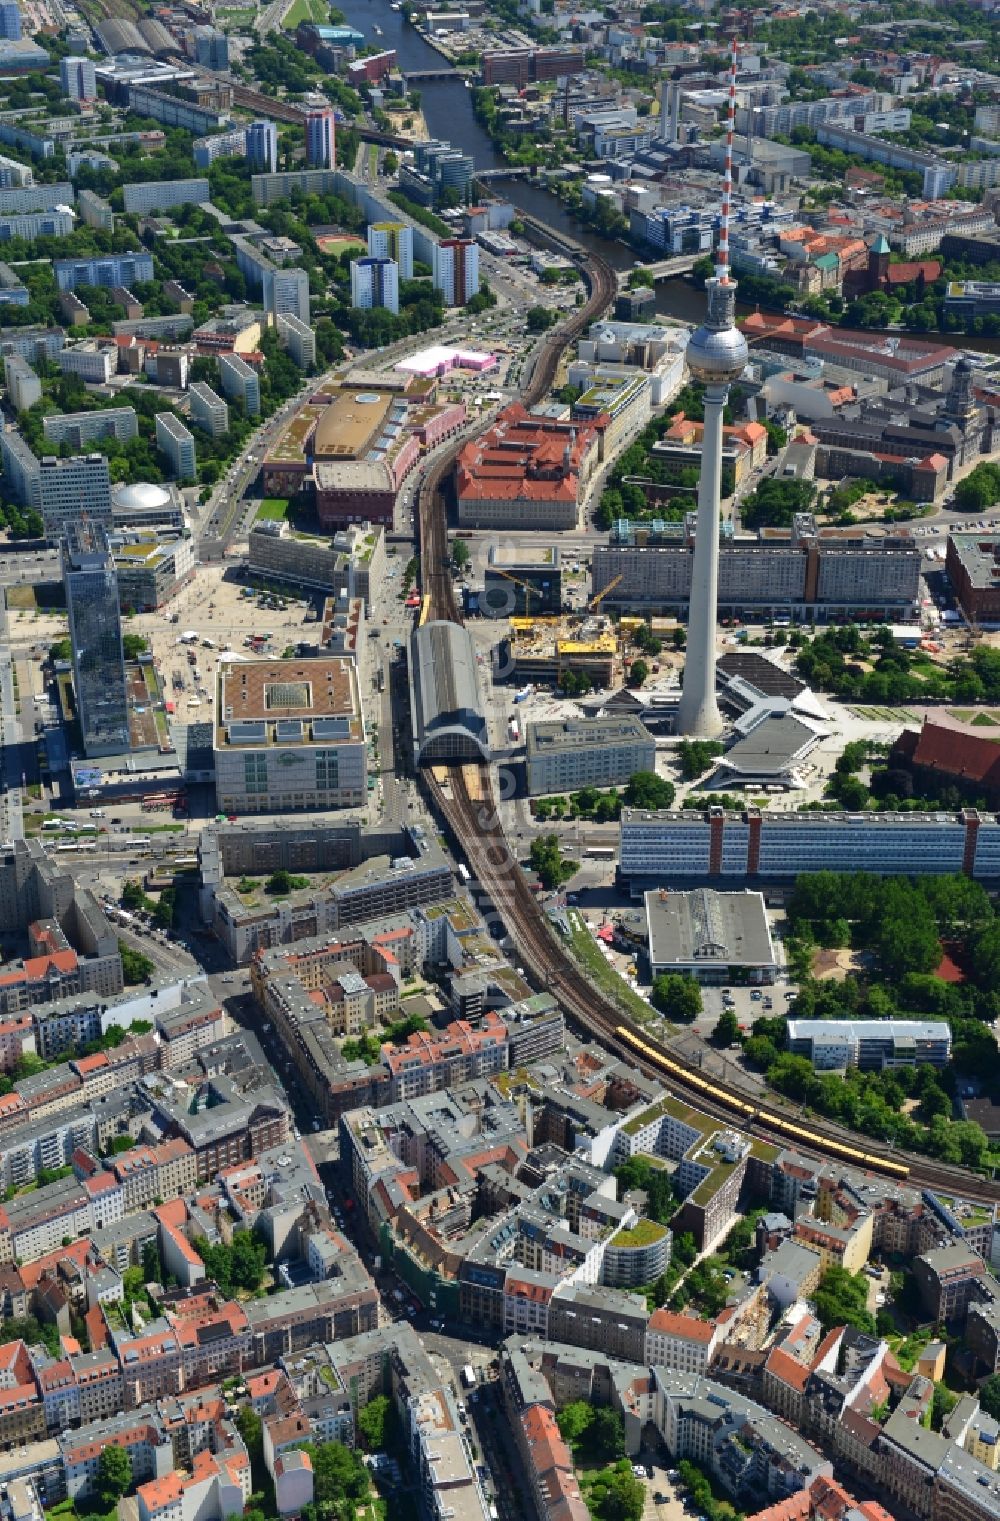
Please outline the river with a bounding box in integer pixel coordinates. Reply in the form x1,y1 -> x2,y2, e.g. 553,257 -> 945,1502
335,4 -> 999,350
336,0 -> 645,269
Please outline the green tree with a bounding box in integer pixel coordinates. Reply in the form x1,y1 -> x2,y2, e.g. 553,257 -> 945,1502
230,1230 -> 267,1291
300,1441 -> 370,1507
712,1008 -> 741,1046
236,1406 -> 263,1463
122,634 -> 148,659
451,538 -> 471,570
650,974 -> 702,1021
97,1445 -> 132,1503
266,869 -> 292,895
357,1394 -> 395,1451
526,305 -> 557,331
813,1265 -> 874,1335
677,740 -> 724,781
121,880 -> 145,910
141,1241 -> 162,1284
628,658 -> 649,688
556,1400 -> 593,1451
529,833 -> 577,890
119,942 -> 155,985
623,771 -> 675,810
980,1375 -> 1000,1421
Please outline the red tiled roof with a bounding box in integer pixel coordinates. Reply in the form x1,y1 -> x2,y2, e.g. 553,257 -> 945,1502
647,1309 -> 715,1343
905,718 -> 1000,788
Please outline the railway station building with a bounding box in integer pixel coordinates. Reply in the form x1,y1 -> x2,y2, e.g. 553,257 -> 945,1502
409,621 -> 490,766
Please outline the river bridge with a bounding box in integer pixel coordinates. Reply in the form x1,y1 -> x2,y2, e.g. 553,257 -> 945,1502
618,253 -> 699,285
403,68 -> 468,81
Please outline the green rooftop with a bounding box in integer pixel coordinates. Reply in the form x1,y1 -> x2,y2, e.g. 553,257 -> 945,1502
613,1218 -> 669,1248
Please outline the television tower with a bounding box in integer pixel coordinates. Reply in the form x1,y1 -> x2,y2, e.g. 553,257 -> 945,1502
675,36 -> 749,739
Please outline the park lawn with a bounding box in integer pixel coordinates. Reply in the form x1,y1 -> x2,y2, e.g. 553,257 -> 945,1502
258,498 -> 291,521
282,0 -> 328,26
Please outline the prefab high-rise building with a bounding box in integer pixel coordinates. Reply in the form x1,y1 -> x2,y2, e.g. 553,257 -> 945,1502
305,109 -> 337,169
62,522 -> 130,758
0,3 -> 22,40
367,221 -> 413,280
350,256 -> 399,314
432,239 -> 479,307
60,56 -> 96,101
246,120 -> 279,173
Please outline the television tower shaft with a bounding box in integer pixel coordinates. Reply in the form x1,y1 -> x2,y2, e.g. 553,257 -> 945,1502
675,36 -> 749,739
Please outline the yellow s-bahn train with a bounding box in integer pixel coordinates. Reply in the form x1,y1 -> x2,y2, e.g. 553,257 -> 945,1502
613,1025 -> 909,1182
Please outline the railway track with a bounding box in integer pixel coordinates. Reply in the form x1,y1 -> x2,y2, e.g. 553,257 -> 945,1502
416,249 -> 1000,1207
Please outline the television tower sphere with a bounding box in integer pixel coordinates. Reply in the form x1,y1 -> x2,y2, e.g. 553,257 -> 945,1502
685,277 -> 749,385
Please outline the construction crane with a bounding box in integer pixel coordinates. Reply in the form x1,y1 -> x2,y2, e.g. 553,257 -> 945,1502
493,566 -> 538,617
589,574 -> 623,612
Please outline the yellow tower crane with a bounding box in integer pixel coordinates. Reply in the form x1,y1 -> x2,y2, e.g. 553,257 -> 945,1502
492,566 -> 537,618
588,574 -> 623,612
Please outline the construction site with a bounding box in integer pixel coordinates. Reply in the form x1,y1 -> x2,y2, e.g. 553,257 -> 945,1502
505,613 -> 621,689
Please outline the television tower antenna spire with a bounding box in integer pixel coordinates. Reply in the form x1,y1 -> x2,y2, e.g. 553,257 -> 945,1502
674,30 -> 749,739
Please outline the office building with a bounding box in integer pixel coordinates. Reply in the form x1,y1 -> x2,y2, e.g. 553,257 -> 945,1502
592,517 -> 920,623
412,139 -> 474,203
42,407 -> 137,449
40,453 -> 111,541
432,239 -> 479,306
62,522 -> 130,758
213,657 -> 366,814
645,887 -> 776,983
155,413 -> 197,481
0,2 -> 21,39
248,520 -> 385,603
0,425 -> 38,506
59,56 -> 96,100
618,805 -> 1000,889
4,353 -> 39,413
456,403 -> 600,530
525,716 -> 655,796
483,545 -> 561,618
480,45 -> 584,86
350,256 -> 399,314
305,109 -> 336,169
947,534 -> 1000,624
246,120 -> 278,173
121,180 -> 210,216
188,25 -> 229,69
113,532 -> 196,612
58,342 -> 114,383
367,222 -> 412,280
218,351 -> 260,416
188,382 -> 229,439
787,1019 -> 951,1071
275,313 -> 316,369
54,252 -> 153,292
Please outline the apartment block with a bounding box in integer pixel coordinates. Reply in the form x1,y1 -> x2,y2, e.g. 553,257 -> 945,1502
155,414 -> 197,481
188,382 -> 230,439
218,351 -> 260,417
